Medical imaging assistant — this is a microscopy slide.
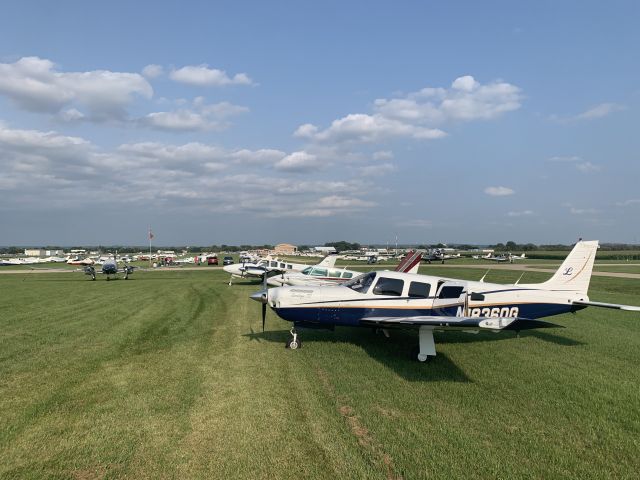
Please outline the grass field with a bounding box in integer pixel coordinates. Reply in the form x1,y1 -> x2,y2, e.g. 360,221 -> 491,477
1,269 -> 640,479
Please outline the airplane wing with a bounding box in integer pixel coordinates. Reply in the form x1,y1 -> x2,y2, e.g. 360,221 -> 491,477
571,300 -> 640,311
361,316 -> 562,330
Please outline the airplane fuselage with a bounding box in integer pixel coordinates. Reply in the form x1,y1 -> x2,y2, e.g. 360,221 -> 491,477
264,271 -> 588,329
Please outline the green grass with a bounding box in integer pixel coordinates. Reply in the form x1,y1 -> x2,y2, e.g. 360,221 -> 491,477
1,269 -> 639,478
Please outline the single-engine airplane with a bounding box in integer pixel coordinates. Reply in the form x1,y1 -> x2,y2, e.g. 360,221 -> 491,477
84,254 -> 134,281
250,240 -> 639,361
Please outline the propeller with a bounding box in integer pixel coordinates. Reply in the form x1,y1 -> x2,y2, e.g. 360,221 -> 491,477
250,271 -> 270,332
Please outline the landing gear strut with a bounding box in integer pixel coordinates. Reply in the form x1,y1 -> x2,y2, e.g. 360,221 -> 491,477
412,326 -> 436,362
286,327 -> 302,350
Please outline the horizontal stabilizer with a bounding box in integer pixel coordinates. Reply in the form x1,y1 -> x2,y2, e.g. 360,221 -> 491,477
572,300 -> 640,311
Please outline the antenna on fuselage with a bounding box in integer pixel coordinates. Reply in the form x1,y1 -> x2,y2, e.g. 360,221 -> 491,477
479,270 -> 490,283
514,272 -> 525,285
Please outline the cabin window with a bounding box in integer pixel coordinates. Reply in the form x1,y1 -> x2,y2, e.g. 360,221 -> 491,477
344,272 -> 376,294
328,269 -> 342,278
287,264 -> 293,269
438,286 -> 464,299
408,282 -> 431,298
341,272 -> 353,279
310,268 -> 327,277
373,277 -> 404,296
280,263 -> 286,268
270,261 -> 278,267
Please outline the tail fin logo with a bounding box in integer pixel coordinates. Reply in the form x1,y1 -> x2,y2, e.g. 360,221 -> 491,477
563,267 -> 574,276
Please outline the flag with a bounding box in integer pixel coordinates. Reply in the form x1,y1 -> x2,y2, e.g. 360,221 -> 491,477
148,228 -> 154,240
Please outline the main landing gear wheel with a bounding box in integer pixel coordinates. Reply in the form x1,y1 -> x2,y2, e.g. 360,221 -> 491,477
410,346 -> 431,363
285,328 -> 302,350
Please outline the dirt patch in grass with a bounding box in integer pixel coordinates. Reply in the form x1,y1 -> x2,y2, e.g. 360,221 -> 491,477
71,465 -> 106,480
318,368 -> 402,480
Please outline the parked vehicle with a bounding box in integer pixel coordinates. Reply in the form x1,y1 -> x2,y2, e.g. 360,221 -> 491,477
223,256 -> 234,266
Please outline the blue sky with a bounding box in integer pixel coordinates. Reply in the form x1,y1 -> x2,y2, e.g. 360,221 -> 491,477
1,1 -> 638,246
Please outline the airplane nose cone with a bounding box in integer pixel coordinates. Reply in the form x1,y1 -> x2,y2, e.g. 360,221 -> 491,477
250,289 -> 268,304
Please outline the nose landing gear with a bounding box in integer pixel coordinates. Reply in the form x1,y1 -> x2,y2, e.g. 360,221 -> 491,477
285,327 -> 302,350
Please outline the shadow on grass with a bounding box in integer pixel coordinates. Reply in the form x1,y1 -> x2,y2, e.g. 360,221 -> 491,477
243,327 -> 472,382
522,330 -> 584,346
243,324 -> 583,382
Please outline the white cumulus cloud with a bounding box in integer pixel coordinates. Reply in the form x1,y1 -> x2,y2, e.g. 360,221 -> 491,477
169,64 -> 254,87
484,186 -> 515,196
295,75 -> 521,144
142,64 -> 164,78
274,151 -> 324,172
0,56 -> 152,121
576,103 -> 626,120
142,99 -> 249,132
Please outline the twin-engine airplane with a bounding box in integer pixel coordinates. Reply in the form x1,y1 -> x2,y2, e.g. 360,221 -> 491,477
481,252 -> 526,263
268,250 -> 423,287
224,255 -> 338,285
251,240 -> 639,361
84,254 -> 134,281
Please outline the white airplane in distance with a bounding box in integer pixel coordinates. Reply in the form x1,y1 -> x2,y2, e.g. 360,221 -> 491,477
250,240 -> 640,361
268,250 -> 423,287
481,252 -> 526,263
224,255 -> 338,285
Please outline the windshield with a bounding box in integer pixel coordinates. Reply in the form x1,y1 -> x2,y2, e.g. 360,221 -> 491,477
301,267 -> 312,274
343,272 -> 376,294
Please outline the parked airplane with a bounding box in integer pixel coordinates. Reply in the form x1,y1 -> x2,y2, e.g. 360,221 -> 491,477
224,255 -> 338,285
250,240 -> 639,361
482,252 -> 526,263
269,250 -> 423,287
67,256 -> 94,266
423,248 -> 462,264
84,254 -> 134,280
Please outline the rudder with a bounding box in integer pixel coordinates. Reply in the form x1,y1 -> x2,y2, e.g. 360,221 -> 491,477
541,240 -> 599,294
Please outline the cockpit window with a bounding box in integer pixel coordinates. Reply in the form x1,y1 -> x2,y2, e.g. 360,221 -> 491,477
373,277 -> 404,296
302,267 -> 312,275
344,272 -> 376,293
310,268 -> 327,277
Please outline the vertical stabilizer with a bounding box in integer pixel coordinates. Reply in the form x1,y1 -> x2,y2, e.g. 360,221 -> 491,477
396,250 -> 422,274
317,255 -> 338,268
541,240 -> 599,294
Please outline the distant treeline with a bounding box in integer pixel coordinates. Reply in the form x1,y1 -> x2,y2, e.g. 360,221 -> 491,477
1,241 -> 638,256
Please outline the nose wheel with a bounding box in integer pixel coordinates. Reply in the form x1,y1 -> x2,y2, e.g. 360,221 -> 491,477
285,328 -> 302,349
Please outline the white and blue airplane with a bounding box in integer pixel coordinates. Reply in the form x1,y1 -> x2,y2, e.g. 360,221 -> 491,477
84,254 -> 134,281
251,240 -> 640,361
